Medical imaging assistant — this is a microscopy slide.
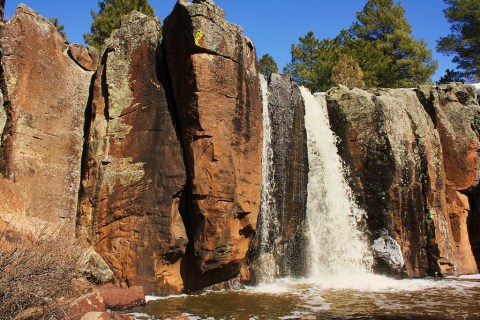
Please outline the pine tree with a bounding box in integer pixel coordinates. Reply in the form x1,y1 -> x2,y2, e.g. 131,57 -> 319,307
437,0 -> 480,81
437,69 -> 466,84
331,53 -> 365,89
50,17 -> 67,39
258,54 -> 279,78
84,0 -> 155,49
350,0 -> 437,87
284,32 -> 344,92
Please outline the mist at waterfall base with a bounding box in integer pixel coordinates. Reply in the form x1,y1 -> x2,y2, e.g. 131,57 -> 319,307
128,87 -> 480,319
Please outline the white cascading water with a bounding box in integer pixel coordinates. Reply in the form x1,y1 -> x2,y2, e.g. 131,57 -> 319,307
301,87 -> 374,284
256,76 -> 279,283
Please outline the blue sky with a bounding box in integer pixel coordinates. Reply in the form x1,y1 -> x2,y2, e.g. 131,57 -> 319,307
5,1 -> 454,82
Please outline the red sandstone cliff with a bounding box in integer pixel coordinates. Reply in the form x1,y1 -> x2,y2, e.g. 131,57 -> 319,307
163,0 -> 263,290
76,12 -> 188,295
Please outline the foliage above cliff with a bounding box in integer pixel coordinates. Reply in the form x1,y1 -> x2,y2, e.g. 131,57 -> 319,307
259,54 -> 279,77
437,0 -> 480,82
84,0 -> 155,49
285,0 -> 437,91
331,53 -> 365,89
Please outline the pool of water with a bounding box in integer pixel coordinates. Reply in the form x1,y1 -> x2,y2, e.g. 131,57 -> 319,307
126,275 -> 480,319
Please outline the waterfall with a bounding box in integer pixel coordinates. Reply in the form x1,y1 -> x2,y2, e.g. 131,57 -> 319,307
255,76 -> 279,283
301,88 -> 373,282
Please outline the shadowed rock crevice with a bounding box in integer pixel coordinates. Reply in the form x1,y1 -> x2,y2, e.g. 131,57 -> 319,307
0,50 -> 12,178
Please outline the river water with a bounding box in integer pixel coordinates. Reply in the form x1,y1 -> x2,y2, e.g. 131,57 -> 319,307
128,275 -> 480,319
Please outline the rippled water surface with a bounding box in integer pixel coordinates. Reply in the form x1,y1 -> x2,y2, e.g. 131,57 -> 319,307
127,276 -> 480,320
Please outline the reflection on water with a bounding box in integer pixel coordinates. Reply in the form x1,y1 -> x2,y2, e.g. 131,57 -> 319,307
127,276 -> 480,320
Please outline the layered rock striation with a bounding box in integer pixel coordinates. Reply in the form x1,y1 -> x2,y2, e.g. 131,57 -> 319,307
326,84 -> 479,276
163,0 -> 263,290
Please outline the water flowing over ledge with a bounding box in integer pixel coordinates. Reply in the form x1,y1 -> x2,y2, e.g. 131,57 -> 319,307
301,87 -> 373,282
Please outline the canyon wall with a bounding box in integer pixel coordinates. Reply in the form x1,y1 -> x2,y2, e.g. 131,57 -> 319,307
0,1 -> 479,297
0,2 -> 263,294
0,5 -> 94,236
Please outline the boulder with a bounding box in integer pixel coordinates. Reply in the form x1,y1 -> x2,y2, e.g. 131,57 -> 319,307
164,0 -> 263,290
80,247 -> 115,284
69,44 -> 99,71
77,12 -> 187,294
0,5 -> 93,230
326,85 -> 478,276
67,291 -> 106,320
98,284 -> 146,311
81,312 -> 133,320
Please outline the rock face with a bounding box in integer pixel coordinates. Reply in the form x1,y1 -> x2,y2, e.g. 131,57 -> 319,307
248,74 -> 309,278
417,83 -> 480,273
0,5 -> 93,229
326,84 -> 479,276
77,12 -> 187,294
164,1 -> 263,290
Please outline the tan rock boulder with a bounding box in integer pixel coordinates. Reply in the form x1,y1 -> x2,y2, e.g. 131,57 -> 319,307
77,12 -> 188,294
164,1 -> 263,290
0,5 -> 93,231
98,284 -> 145,311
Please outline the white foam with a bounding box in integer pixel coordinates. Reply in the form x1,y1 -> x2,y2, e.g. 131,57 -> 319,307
124,312 -> 153,319
456,274 -> 480,279
145,294 -> 188,302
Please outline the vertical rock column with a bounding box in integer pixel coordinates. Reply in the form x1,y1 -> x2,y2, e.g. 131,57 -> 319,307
164,0 -> 263,290
417,83 -> 479,274
248,74 -> 309,278
0,5 -> 93,227
77,12 -> 188,295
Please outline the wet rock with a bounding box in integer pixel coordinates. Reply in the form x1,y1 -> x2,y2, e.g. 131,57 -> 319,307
326,85 -> 478,277
0,5 -> 92,230
372,233 -> 405,275
248,74 -> 309,279
77,11 -> 187,294
164,0 -> 262,290
98,284 -> 146,311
